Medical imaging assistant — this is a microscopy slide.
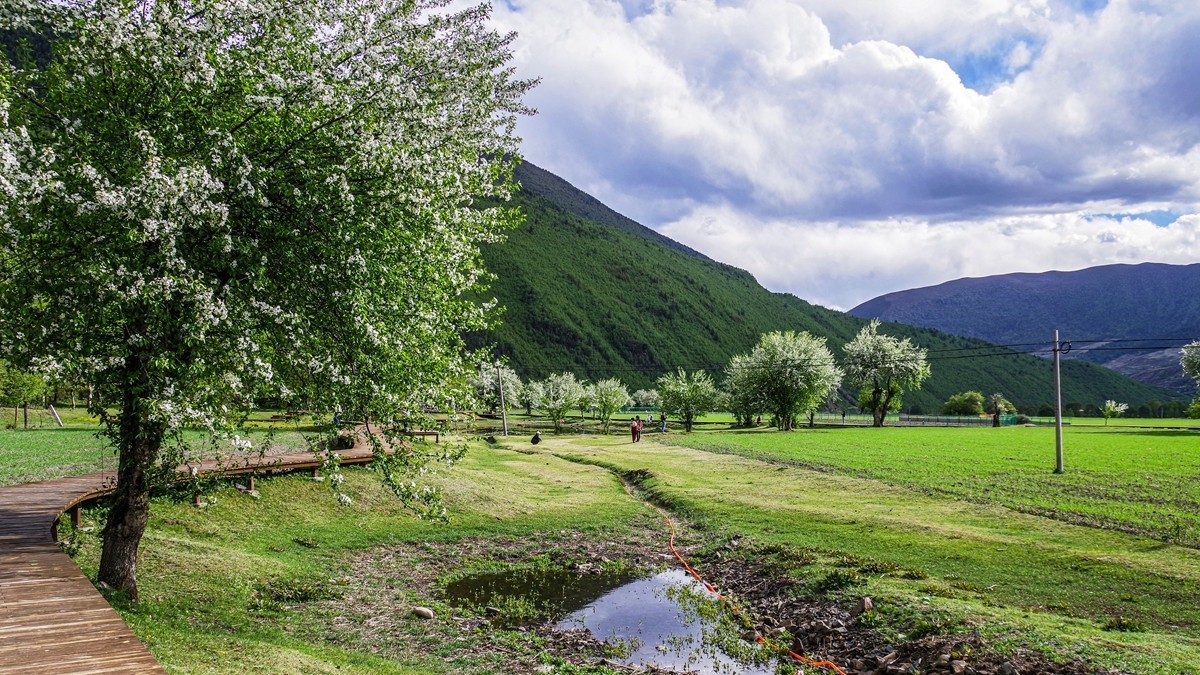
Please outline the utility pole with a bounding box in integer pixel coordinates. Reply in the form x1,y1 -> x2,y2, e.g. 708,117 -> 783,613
1053,329 -> 1066,474
496,364 -> 509,436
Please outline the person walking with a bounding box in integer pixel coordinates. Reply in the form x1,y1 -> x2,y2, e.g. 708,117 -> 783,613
634,416 -> 643,442
630,417 -> 638,443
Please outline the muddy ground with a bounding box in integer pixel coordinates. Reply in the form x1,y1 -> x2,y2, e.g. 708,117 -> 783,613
318,515 -> 1117,675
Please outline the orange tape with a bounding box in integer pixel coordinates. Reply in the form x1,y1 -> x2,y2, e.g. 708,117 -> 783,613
620,480 -> 847,675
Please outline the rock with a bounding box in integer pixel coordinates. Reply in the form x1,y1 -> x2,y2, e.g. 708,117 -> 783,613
485,606 -> 502,615
740,629 -> 760,642
412,606 -> 436,620
937,654 -> 952,665
767,626 -> 787,638
998,663 -> 1020,675
234,484 -> 261,499
878,651 -> 898,665
851,596 -> 874,616
950,660 -> 968,674
851,659 -> 866,670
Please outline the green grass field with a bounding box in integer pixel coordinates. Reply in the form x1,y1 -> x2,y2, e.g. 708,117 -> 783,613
10,421 -> 1200,673
665,425 -> 1200,548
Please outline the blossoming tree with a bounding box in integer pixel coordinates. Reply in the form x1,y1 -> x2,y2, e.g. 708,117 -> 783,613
843,320 -> 931,427
1,0 -> 533,599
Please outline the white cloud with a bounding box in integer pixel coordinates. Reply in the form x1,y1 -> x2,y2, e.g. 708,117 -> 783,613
493,0 -> 1200,306
660,206 -> 1200,309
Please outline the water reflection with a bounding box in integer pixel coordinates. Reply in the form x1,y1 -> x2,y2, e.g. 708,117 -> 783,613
558,569 -> 776,674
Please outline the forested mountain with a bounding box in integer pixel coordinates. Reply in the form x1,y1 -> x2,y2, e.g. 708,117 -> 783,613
850,263 -> 1200,394
470,162 -> 1184,413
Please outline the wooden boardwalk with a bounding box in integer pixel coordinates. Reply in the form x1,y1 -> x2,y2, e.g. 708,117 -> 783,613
0,433 -> 392,674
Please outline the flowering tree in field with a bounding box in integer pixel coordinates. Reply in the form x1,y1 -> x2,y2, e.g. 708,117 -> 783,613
537,372 -> 584,432
724,353 -> 763,427
518,379 -> 544,417
632,388 -> 659,408
0,0 -> 533,599
1184,343 -> 1200,385
1102,400 -> 1128,425
989,392 -> 1013,427
843,320 -> 931,427
657,369 -> 719,432
472,364 -> 522,414
1183,342 -> 1200,418
727,331 -> 842,431
589,378 -> 631,434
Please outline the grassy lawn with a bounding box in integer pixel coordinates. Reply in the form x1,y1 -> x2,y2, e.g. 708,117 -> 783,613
63,441 -> 649,674
1053,417 -> 1200,428
531,433 -> 1200,674
13,422 -> 1200,673
666,425 -> 1200,547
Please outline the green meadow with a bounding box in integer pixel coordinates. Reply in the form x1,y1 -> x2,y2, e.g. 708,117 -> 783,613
9,421 -> 1200,673
666,425 -> 1200,547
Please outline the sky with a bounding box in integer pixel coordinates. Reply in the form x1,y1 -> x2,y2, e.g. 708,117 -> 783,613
487,0 -> 1200,310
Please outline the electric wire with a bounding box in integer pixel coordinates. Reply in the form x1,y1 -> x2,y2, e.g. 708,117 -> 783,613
493,334 -> 1198,377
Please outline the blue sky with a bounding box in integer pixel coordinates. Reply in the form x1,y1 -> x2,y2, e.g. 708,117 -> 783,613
491,0 -> 1200,309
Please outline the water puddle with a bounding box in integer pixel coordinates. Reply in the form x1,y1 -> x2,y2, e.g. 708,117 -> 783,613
443,567 -> 638,624
558,569 -> 775,674
445,566 -> 776,673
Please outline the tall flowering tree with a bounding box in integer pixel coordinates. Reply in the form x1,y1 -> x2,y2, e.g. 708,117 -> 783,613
589,378 -> 631,434
727,331 -> 842,431
0,0 -> 533,599
657,369 -> 719,433
843,320 -> 931,427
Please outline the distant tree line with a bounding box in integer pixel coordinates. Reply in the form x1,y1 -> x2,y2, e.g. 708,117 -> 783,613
474,321 -> 932,431
474,331 -> 1200,431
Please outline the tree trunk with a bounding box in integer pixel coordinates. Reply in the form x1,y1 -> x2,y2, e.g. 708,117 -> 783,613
97,438 -> 154,599
22,402 -> 28,429
98,350 -> 164,601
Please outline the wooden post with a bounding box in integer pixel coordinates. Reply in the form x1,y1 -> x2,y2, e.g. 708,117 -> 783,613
48,405 -> 63,428
248,474 -> 256,492
71,505 -> 82,528
1054,329 -> 1065,474
497,364 -> 509,437
193,492 -> 202,507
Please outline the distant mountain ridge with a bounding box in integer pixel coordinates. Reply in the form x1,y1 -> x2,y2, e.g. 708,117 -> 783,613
850,263 -> 1200,393
471,161 -> 1185,412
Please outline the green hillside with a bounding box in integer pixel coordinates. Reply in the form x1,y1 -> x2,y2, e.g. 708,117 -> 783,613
471,163 -> 1184,413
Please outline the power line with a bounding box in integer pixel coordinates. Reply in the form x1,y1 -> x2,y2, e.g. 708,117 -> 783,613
496,334 -> 1198,376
